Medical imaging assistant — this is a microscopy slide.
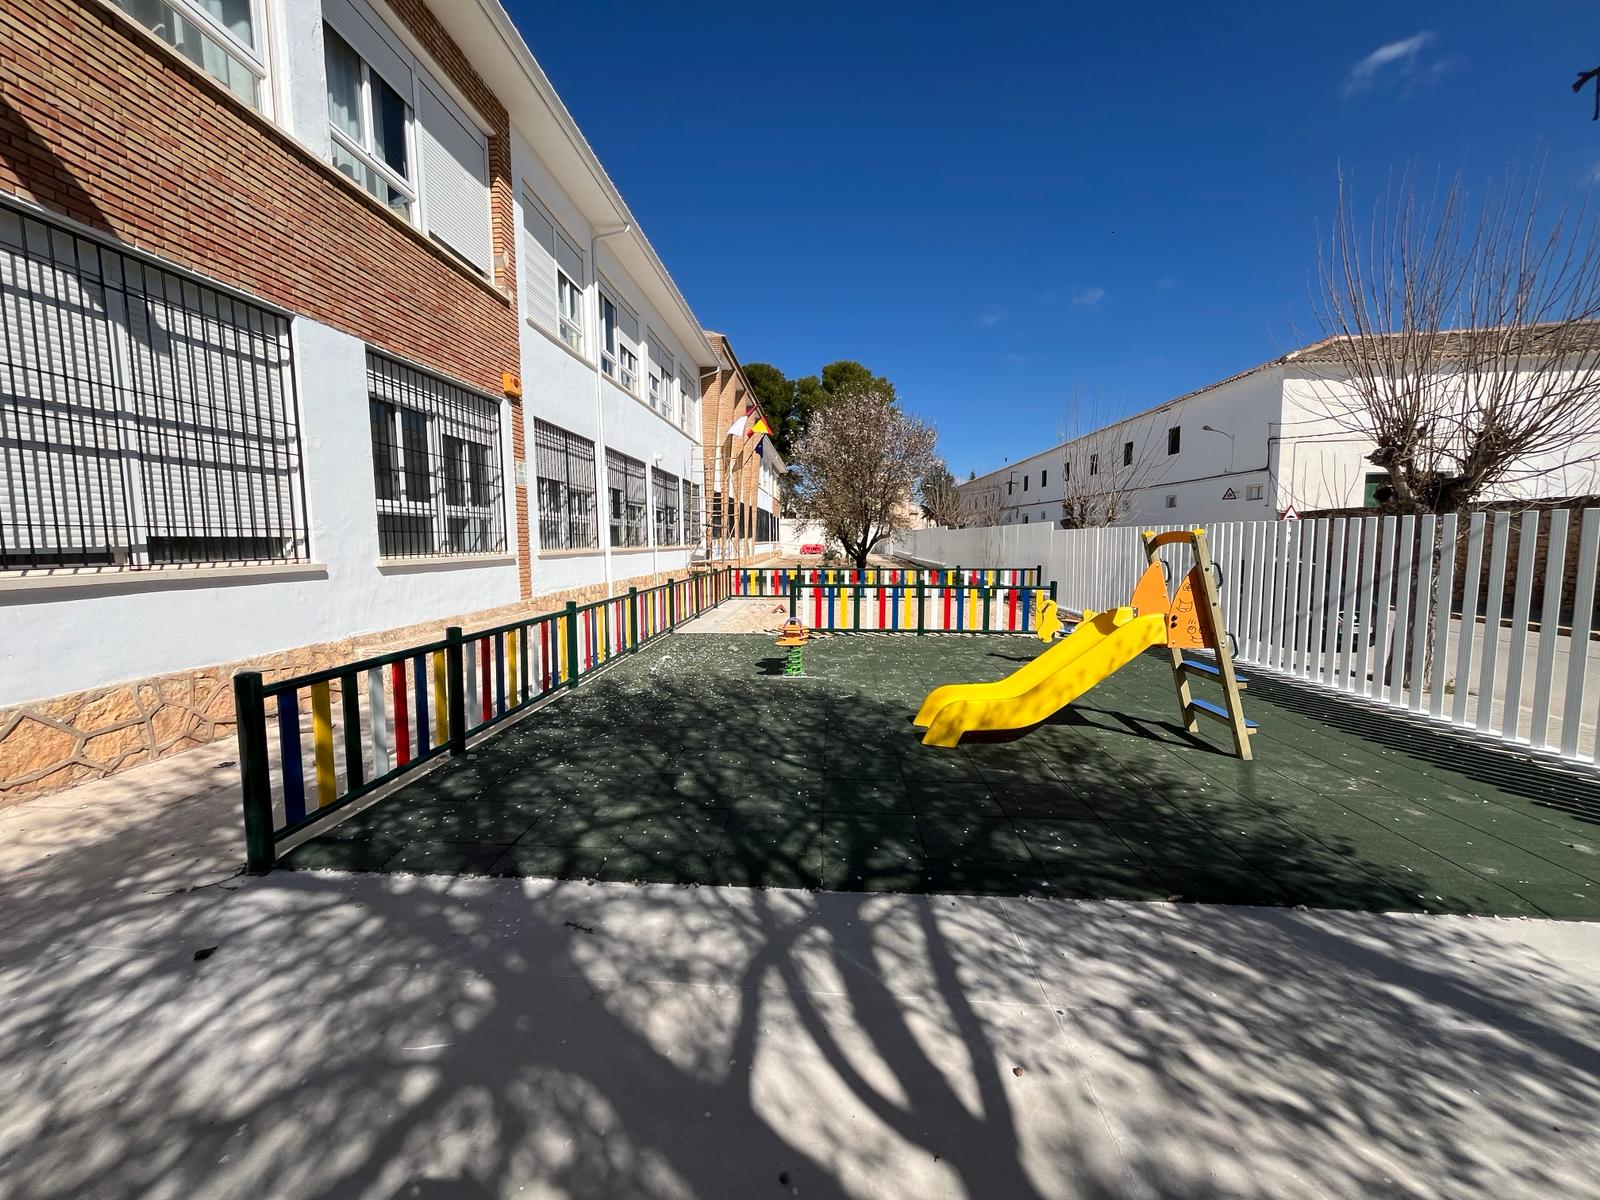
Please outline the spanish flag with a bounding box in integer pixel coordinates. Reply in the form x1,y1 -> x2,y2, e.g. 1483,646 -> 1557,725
747,416 -> 772,437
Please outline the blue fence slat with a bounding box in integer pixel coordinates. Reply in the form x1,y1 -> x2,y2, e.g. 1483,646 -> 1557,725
276,691 -> 305,825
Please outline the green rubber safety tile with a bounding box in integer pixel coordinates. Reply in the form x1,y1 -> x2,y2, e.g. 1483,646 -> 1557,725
382,840 -> 514,876
990,786 -> 1101,821
518,806 -> 628,849
912,788 -> 1007,820
822,814 -> 923,855
278,835 -> 402,873
322,797 -> 547,845
818,858 -> 930,895
492,842 -> 613,881
924,857 -> 1049,898
611,811 -> 730,852
821,778 -> 916,815
897,747 -> 985,785
1257,857 -> 1428,913
915,814 -> 1030,862
712,846 -> 823,891
1034,858 -> 1173,903
1145,862 -> 1295,907
1012,818 -> 1139,863
1367,862 -> 1550,919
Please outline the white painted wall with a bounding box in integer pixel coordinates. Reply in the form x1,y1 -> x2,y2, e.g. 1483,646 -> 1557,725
0,318 -> 523,707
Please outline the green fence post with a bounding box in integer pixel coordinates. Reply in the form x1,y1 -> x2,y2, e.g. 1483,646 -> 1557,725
916,579 -> 926,636
234,670 -> 275,874
445,626 -> 467,755
981,584 -> 992,632
853,583 -> 863,629
628,587 -> 639,649
565,601 -> 580,687
667,578 -> 676,629
789,570 -> 798,620
1050,580 -> 1059,604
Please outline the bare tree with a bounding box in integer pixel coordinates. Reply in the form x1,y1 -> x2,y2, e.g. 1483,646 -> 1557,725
791,382 -> 938,569
918,459 -> 963,528
1057,392 -> 1172,528
1309,164 -> 1600,514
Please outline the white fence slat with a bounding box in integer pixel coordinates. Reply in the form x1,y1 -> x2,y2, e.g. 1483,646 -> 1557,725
1452,513 -> 1485,727
1428,513 -> 1456,719
1295,521 -> 1316,676
1410,515 -> 1436,713
1354,517 -> 1378,695
1319,519 -> 1342,684
1337,518 -> 1361,689
1308,520 -> 1330,680
1501,511 -> 1539,742
1529,508 -> 1568,749
1391,515 -> 1415,707
1270,523 -> 1291,671
1370,517 -> 1396,701
1477,513 -> 1510,733
1248,522 -> 1267,662
366,667 -> 390,776
1561,509 -> 1599,759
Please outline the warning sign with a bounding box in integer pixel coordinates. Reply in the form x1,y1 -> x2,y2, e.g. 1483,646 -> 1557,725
1222,487 -> 1238,500
1280,505 -> 1300,521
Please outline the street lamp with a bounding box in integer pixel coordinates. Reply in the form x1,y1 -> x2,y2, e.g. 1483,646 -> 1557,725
1201,424 -> 1235,472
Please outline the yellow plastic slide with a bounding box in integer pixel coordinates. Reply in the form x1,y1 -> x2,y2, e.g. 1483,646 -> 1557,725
915,607 -> 1168,747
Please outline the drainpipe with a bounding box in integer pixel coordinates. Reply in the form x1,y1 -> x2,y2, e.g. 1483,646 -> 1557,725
591,223 -> 631,594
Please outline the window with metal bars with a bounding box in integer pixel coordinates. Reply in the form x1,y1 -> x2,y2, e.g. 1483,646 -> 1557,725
605,448 -> 646,547
533,419 -> 597,551
687,481 -> 702,545
0,202 -> 308,572
366,352 -> 504,558
651,467 -> 680,545
756,507 -> 777,542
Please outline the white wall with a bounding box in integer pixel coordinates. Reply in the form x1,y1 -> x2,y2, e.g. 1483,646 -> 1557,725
0,318 -> 523,707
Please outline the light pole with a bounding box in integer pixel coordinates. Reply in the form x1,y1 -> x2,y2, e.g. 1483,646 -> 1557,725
1202,424 -> 1236,472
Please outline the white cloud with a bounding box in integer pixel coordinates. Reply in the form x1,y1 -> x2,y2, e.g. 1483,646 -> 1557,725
978,306 -> 1007,328
1071,286 -> 1106,308
1341,31 -> 1436,97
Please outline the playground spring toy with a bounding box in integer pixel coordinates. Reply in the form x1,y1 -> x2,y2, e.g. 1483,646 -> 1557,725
775,619 -> 810,677
914,528 -> 1255,758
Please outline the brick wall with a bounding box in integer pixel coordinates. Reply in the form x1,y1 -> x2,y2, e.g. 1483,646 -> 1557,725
1,0 -> 531,592
701,332 -> 771,559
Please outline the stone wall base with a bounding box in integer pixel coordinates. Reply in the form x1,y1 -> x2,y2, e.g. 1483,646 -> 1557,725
0,556 -> 777,805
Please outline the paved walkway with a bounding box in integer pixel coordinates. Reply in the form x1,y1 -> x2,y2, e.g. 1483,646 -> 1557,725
3,730 -> 1600,1197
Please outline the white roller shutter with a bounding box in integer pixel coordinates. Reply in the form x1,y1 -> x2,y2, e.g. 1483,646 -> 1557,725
418,81 -> 491,275
555,230 -> 584,283
520,199 -> 558,334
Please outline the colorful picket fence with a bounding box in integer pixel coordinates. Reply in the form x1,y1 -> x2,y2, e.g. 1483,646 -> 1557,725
725,565 -> 1041,597
235,571 -> 728,872
792,580 -> 1044,634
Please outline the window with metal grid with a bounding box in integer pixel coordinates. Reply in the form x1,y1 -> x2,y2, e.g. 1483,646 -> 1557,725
651,467 -> 680,545
605,448 -> 646,547
686,481 -> 702,545
0,202 -> 308,572
366,352 -> 504,558
532,418 -> 597,551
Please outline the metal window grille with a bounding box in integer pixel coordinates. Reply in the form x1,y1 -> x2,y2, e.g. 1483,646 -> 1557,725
605,448 -> 646,547
533,418 -> 597,550
710,490 -> 723,541
652,467 -> 680,545
687,481 -> 702,544
366,352 -> 504,558
0,202 -> 307,571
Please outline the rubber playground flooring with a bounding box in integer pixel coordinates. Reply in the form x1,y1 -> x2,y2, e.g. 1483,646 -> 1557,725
284,633 -> 1600,919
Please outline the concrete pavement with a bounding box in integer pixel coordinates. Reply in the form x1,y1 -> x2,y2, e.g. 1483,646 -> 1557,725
2,739 -> 1599,1199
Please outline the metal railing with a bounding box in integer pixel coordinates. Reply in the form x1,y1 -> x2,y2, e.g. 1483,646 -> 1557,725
788,578 -> 1050,634
723,565 -> 1042,597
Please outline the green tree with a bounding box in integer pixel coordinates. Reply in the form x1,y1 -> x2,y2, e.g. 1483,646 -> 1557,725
743,362 -> 795,451
742,359 -> 897,458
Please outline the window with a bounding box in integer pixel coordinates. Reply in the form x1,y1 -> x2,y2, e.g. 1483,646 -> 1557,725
323,1 -> 492,272
521,193 -> 585,354
678,370 -> 699,432
1089,453 -> 1099,476
1023,514 -> 1029,524
1007,479 -> 1014,495
1167,427 -> 1181,455
1164,494 -> 1178,509
0,203 -> 307,571
686,481 -> 703,543
652,468 -> 681,544
117,0 -> 267,110
1246,483 -> 1264,501
367,353 -> 504,558
1123,440 -> 1133,466
648,337 -> 675,420
599,290 -> 639,393
606,449 -> 646,547
533,420 -> 597,551
1022,474 -> 1029,492
1063,461 -> 1071,481
1040,469 -> 1047,486
324,27 -> 415,219
1364,472 -> 1390,507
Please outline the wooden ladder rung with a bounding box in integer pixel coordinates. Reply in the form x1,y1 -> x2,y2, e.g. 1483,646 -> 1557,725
1187,696 -> 1258,730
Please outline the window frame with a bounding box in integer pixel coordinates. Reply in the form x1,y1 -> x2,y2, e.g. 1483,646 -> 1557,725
1123,440 -> 1133,467
1164,494 -> 1178,509
323,24 -> 418,220
1167,426 -> 1181,455
532,419 -> 598,552
115,0 -> 272,112
1245,483 -> 1265,502
605,448 -> 647,547
599,290 -> 639,394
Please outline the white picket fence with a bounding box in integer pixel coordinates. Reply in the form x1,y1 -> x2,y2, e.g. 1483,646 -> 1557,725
894,510 -> 1600,766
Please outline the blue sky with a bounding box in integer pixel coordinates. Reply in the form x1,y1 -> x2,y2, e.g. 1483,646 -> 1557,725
509,1 -> 1600,477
